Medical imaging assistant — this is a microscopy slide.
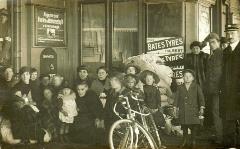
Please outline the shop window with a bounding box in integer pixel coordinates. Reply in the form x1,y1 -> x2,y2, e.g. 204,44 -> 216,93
147,2 -> 182,38
82,3 -> 105,73
198,4 -> 211,54
112,1 -> 138,69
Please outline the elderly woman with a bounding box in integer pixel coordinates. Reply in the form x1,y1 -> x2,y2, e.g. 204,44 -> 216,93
185,41 -> 209,91
8,67 -> 44,144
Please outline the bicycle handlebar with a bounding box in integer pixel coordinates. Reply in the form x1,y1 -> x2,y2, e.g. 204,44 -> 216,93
113,95 -> 150,119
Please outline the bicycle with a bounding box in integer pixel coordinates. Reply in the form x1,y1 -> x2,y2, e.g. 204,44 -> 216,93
108,92 -> 164,149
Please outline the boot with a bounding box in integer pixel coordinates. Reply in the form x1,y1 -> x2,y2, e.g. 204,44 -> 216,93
180,127 -> 188,148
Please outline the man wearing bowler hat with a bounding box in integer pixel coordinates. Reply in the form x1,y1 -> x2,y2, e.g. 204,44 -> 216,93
220,24 -> 240,147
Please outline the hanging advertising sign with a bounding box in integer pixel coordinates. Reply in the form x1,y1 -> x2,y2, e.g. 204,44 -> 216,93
34,6 -> 66,47
147,37 -> 184,78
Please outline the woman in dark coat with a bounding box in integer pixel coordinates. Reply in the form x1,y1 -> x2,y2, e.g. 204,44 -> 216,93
90,66 -> 111,96
0,66 -> 16,117
174,69 -> 205,148
70,81 -> 102,145
185,41 -> 209,91
9,67 -> 44,144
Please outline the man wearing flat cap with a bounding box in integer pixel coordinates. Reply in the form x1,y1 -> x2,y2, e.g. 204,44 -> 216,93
0,8 -> 11,65
220,24 -> 240,147
205,32 -> 223,144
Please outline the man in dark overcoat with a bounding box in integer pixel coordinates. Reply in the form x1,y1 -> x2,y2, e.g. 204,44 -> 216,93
220,24 -> 240,147
205,33 -> 223,144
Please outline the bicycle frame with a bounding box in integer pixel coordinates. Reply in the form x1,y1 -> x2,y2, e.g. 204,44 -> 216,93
113,94 -> 162,148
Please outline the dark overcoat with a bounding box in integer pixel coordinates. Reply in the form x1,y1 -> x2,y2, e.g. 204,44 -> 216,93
220,42 -> 240,120
206,48 -> 223,94
185,52 -> 209,91
70,89 -> 101,144
174,83 -> 205,125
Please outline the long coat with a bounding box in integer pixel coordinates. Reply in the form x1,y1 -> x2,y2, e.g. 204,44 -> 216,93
9,81 -> 41,140
220,42 -> 240,120
70,89 -> 102,144
174,83 -> 205,125
206,48 -> 223,94
185,52 -> 209,91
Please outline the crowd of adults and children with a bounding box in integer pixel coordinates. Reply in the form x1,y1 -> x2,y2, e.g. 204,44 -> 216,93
0,24 -> 240,149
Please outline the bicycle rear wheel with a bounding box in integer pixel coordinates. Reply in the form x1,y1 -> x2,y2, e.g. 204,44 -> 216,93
109,119 -> 158,149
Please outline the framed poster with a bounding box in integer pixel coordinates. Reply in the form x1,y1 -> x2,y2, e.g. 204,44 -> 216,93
34,6 -> 66,47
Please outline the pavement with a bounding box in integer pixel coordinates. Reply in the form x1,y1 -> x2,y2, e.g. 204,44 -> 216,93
0,129 -> 236,149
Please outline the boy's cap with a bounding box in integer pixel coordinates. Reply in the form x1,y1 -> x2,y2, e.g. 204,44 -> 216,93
19,66 -> 30,75
77,65 -> 88,72
183,69 -> 195,78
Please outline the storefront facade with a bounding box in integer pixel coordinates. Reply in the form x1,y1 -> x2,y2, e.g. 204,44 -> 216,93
0,0 -> 239,83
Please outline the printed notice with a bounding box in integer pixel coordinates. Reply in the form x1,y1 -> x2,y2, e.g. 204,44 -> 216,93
147,37 -> 184,78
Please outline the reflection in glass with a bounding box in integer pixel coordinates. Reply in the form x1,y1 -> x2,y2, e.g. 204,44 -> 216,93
112,1 -> 138,70
82,4 -> 105,73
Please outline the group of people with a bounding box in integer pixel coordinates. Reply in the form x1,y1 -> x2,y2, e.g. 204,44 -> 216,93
183,23 -> 240,148
0,23 -> 239,149
0,63 -> 169,147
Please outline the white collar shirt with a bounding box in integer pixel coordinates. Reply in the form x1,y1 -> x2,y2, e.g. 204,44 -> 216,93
230,40 -> 240,51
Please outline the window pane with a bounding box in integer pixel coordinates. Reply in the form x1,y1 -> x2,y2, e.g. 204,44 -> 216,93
112,1 -> 138,70
147,3 -> 182,38
82,3 -> 105,73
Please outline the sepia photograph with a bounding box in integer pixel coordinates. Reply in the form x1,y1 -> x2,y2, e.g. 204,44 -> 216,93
0,0 -> 240,149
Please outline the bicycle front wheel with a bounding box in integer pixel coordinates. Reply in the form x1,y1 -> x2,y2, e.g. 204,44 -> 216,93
109,119 -> 158,149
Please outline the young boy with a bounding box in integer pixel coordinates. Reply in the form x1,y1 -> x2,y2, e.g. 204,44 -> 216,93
173,69 -> 205,148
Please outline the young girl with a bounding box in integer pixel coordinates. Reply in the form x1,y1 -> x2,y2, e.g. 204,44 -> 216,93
124,74 -> 145,104
57,87 -> 78,142
173,69 -> 205,148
